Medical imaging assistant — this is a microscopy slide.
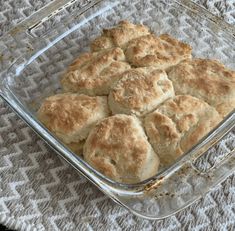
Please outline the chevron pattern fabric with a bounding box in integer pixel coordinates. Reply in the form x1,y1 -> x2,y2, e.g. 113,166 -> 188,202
0,1 -> 235,230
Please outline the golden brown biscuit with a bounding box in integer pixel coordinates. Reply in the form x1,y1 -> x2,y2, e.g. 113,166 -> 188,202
167,59 -> 235,117
91,20 -> 150,51
61,48 -> 131,96
108,67 -> 174,116
66,141 -> 85,157
84,114 -> 160,183
38,93 -> 110,148
125,34 -> 192,69
144,95 -> 221,166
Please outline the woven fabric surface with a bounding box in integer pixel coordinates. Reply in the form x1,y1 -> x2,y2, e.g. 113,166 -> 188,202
0,0 -> 235,230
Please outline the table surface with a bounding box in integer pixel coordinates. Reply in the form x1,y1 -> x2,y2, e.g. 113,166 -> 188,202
0,0 -> 235,230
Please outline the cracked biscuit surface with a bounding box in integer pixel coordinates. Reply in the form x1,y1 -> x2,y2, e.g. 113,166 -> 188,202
167,58 -> 235,117
61,48 -> 131,96
144,95 -> 221,166
84,114 -> 160,183
108,67 -> 174,116
125,34 -> 192,69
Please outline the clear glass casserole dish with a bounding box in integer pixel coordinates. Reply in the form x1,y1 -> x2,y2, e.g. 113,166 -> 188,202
0,0 -> 235,219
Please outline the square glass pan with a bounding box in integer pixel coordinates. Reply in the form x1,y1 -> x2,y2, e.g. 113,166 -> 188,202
0,0 -> 235,219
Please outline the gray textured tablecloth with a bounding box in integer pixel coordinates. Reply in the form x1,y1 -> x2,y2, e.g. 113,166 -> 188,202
0,1 -> 235,230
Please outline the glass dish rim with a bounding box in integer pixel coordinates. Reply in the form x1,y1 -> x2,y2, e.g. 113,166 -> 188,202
0,0 -> 235,196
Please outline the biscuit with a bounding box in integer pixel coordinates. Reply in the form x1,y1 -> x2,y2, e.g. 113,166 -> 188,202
84,114 -> 160,183
125,34 -> 192,69
61,48 -> 131,96
144,95 -> 221,166
108,67 -> 174,116
38,93 -> 110,146
167,58 -> 235,117
91,20 -> 150,51
66,141 -> 85,157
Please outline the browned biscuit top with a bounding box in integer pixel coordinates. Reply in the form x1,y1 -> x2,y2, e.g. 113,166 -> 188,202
90,20 -> 150,52
167,58 -> 235,117
144,95 -> 222,166
108,67 -> 174,116
61,48 -> 131,95
84,114 -> 159,183
38,93 -> 109,144
125,34 -> 192,69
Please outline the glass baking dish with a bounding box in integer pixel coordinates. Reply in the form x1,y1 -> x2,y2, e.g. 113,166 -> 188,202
0,0 -> 235,219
